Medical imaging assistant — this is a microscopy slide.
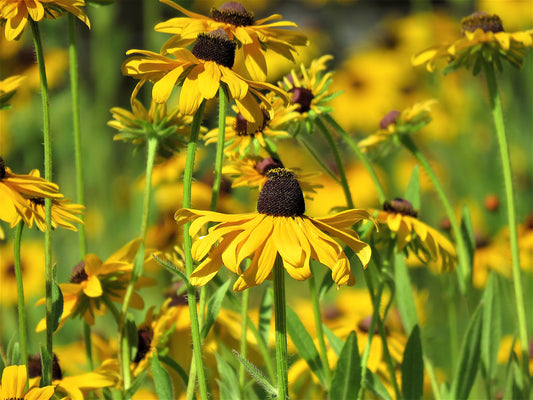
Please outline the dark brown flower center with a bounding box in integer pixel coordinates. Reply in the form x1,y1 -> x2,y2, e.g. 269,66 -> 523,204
28,353 -> 63,381
191,29 -> 236,68
210,2 -> 254,26
380,110 -> 401,129
234,109 -> 270,136
0,157 -> 5,180
290,87 -> 314,113
461,12 -> 504,35
383,198 -> 418,218
256,157 -> 284,176
30,197 -> 45,206
70,260 -> 88,283
357,316 -> 379,334
133,326 -> 154,363
257,168 -> 305,217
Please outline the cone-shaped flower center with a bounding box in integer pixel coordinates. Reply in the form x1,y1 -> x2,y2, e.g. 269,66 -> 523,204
461,12 -> 504,35
290,87 -> 314,113
28,353 -> 63,381
133,326 -> 153,363
234,109 -> 270,136
380,110 -> 401,129
256,157 -> 284,175
192,29 -> 236,68
70,260 -> 88,283
210,2 -> 254,26
0,157 -> 5,180
383,198 -> 418,218
257,168 -> 305,216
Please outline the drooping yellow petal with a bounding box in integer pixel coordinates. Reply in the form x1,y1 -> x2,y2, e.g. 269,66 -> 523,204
197,61 -> 221,99
83,275 -> 103,297
179,65 -> 204,115
152,65 -> 186,103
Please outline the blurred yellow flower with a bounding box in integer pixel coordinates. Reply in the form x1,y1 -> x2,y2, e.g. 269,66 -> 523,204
0,365 -> 54,400
0,0 -> 90,41
175,168 -> 372,291
155,0 -> 307,82
0,74 -> 24,109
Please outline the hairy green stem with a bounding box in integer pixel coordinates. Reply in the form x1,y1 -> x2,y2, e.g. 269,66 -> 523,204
399,134 -> 470,294
30,19 -> 53,386
13,223 -> 28,376
315,117 -> 354,208
182,101 -> 209,400
322,114 -> 387,205
210,87 -> 227,211
68,15 -> 87,257
483,63 -> 529,382
273,255 -> 288,399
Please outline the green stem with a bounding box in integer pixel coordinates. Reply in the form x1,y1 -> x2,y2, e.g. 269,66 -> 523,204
83,322 -> 94,371
483,63 -> 529,381
399,134 -> 470,294
315,117 -> 354,208
210,87 -> 227,211
182,101 -> 209,400
322,114 -> 387,205
13,223 -> 28,376
308,271 -> 331,389
273,255 -> 288,400
296,136 -> 341,184
239,288 -> 250,395
68,15 -> 87,257
30,19 -> 53,386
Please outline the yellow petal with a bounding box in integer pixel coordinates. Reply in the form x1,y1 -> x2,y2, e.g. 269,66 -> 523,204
83,275 -> 103,297
153,66 -> 186,103
179,66 -> 203,115
197,62 -> 221,99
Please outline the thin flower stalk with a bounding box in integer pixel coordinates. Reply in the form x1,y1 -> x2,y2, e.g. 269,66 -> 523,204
29,19 -> 54,386
210,86 -> 227,212
483,62 -> 529,378
182,101 -> 209,400
239,286 -> 250,396
13,223 -> 28,377
273,255 -> 289,400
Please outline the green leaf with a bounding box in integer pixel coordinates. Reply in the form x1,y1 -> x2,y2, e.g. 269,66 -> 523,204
404,164 -> 420,210
363,368 -> 392,400
159,355 -> 189,387
258,287 -> 273,349
318,268 -> 334,300
125,314 -> 138,362
401,325 -> 424,400
480,273 -> 501,382
323,324 -> 344,356
51,278 -> 64,333
40,345 -> 53,385
503,351 -> 525,400
450,303 -> 484,400
125,370 -> 149,399
232,350 -> 277,396
201,279 -> 231,339
151,350 -> 174,400
7,334 -> 20,365
215,352 -> 241,400
131,242 -> 146,282
330,331 -> 362,400
460,204 -> 475,273
286,305 -> 327,386
393,253 -> 419,334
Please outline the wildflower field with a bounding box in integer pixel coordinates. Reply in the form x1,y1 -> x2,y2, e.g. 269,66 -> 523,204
1,0 -> 532,399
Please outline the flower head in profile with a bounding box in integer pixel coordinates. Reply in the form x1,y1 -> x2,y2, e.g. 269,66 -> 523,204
36,239 -> 156,330
373,198 -> 457,272
0,365 -> 55,400
413,11 -> 533,74
175,167 -> 373,291
222,155 -> 322,199
358,100 -> 437,155
155,0 -> 308,82
204,93 -> 299,156
123,29 -> 290,125
0,74 -> 24,109
0,0 -> 90,41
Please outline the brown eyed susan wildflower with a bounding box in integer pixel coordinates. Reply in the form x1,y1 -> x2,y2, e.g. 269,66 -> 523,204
155,0 -> 308,82
413,11 -> 533,74
175,167 -> 373,291
374,198 -> 457,272
0,365 -> 55,400
122,29 -> 290,124
0,0 -> 90,41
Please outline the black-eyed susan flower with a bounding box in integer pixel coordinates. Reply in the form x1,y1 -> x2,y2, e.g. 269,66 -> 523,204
358,100 -> 437,155
108,97 -> 195,158
0,0 -> 90,41
0,74 -> 24,109
373,198 -> 457,272
413,11 -> 533,74
122,29 -> 290,124
155,0 -> 308,82
222,155 -> 322,199
0,157 -> 63,228
0,365 -> 55,400
175,167 -> 373,291
36,239 -> 156,330
204,93 -> 299,156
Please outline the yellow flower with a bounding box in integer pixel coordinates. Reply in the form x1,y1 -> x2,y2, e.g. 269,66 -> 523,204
204,93 -> 299,156
155,0 -> 307,82
358,99 -> 437,154
175,167 -> 372,291
374,198 -> 457,272
0,157 -> 63,228
0,0 -> 90,41
36,239 -> 156,330
413,11 -> 533,74
222,155 -> 322,199
122,30 -> 290,124
0,365 -> 55,400
0,74 -> 24,109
